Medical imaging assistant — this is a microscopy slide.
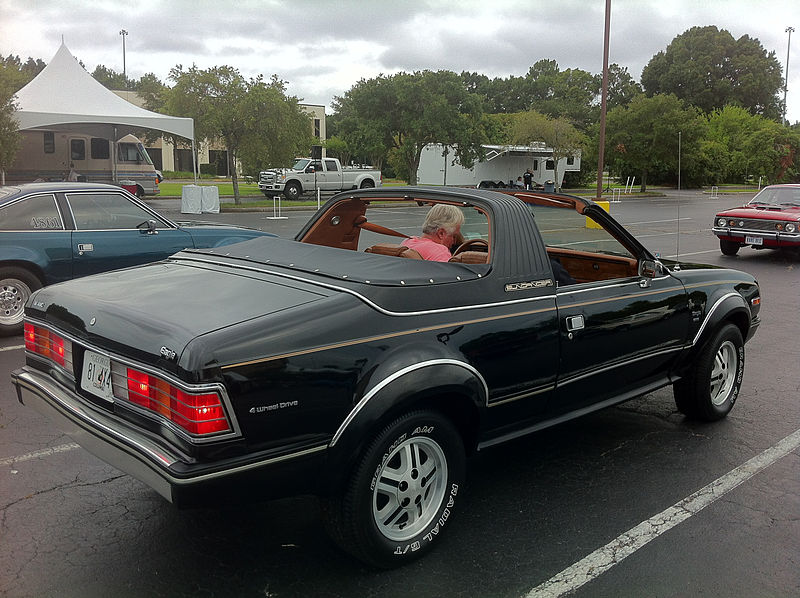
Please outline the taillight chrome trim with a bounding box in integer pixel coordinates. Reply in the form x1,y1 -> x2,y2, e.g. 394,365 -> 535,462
23,317 -> 241,444
24,321 -> 74,378
111,362 -> 233,437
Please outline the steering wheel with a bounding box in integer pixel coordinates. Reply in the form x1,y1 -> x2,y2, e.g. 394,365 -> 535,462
453,238 -> 489,255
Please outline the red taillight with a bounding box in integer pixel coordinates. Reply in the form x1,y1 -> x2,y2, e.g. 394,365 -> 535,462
25,322 -> 70,369
123,367 -> 230,436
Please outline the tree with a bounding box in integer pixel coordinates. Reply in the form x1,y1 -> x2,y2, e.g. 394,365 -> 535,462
0,88 -> 20,181
605,94 -> 708,191
641,26 -> 783,119
461,60 -> 601,129
92,65 -> 129,90
509,111 -> 587,190
322,136 -> 352,166
704,105 -> 800,184
0,56 -> 38,178
606,64 -> 643,109
236,74 -> 314,177
163,66 -> 312,203
0,54 -> 46,94
525,61 -> 600,130
333,70 -> 489,184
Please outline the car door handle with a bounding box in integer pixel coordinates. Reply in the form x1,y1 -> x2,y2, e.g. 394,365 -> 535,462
566,315 -> 584,331
77,243 -> 94,255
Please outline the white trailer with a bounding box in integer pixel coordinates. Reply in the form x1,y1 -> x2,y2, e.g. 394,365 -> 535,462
417,143 -> 580,189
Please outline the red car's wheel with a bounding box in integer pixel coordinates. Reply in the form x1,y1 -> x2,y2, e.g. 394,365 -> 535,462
719,239 -> 740,256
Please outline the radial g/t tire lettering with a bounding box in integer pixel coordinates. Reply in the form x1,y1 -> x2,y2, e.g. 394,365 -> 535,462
322,410 -> 466,568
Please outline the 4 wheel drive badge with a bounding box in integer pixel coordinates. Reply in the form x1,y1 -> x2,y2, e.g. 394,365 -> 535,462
160,346 -> 177,361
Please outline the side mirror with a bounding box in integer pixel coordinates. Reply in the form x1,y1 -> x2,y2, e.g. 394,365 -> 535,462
639,260 -> 664,278
638,259 -> 663,287
138,219 -> 158,235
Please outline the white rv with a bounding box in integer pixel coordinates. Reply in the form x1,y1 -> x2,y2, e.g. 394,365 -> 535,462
417,143 -> 581,190
4,131 -> 160,196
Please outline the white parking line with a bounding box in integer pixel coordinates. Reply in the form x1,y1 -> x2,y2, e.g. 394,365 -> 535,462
663,249 -> 721,258
622,218 -> 694,225
0,344 -> 24,352
1,443 -> 80,467
524,428 -> 800,598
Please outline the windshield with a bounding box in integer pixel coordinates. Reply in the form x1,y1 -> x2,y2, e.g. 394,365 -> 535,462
748,186 -> 800,207
293,159 -> 310,171
137,143 -> 154,166
118,142 -> 154,165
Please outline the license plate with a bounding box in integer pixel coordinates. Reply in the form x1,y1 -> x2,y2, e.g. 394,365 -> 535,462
81,351 -> 114,402
745,236 -> 763,245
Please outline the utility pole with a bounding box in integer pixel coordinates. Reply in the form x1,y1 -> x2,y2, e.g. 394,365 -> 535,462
119,29 -> 128,89
784,27 -> 795,124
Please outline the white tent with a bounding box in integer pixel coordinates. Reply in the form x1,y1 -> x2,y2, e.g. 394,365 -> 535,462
13,43 -> 196,175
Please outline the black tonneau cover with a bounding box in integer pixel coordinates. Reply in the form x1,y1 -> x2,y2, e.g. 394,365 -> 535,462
178,236 -> 490,287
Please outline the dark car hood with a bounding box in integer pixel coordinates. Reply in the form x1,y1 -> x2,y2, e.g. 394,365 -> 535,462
27,260 -> 329,368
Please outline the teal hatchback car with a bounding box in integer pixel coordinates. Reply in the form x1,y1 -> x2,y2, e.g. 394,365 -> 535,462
0,182 -> 274,336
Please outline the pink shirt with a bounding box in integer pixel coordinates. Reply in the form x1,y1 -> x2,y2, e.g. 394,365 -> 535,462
401,237 -> 452,262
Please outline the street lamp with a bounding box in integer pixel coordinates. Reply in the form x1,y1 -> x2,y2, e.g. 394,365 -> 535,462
784,26 -> 794,124
119,29 -> 128,88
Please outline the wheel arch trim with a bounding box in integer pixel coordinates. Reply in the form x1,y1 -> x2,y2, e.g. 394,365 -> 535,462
329,358 -> 488,448
691,291 -> 748,347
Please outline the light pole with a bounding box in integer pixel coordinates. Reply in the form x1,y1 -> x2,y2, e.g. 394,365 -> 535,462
119,29 -> 128,88
784,26 -> 794,124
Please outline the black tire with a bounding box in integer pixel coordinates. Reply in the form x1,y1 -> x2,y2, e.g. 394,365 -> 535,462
135,185 -> 145,199
322,410 -> 465,568
673,323 -> 744,421
719,239 -> 740,256
360,179 -> 375,189
283,181 -> 302,201
0,266 -> 42,336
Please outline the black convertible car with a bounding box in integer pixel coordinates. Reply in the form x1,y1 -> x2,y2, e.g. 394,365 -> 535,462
12,187 -> 760,567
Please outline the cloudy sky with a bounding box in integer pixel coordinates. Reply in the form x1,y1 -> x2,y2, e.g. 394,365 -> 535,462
1,0 -> 798,122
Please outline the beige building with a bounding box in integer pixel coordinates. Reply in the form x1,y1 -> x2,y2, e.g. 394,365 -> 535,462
113,91 -> 325,175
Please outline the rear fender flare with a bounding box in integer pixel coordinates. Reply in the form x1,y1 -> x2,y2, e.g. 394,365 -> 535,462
324,359 -> 486,487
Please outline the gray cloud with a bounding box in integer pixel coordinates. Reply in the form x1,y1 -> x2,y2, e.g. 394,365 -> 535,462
1,0 -> 797,120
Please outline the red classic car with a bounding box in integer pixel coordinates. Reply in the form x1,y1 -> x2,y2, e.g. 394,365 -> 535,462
712,184 -> 800,256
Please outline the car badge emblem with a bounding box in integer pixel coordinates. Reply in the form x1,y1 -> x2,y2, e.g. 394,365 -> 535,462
89,317 -> 96,326
160,346 -> 177,361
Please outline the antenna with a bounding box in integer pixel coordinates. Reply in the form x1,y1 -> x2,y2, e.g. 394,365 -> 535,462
676,131 -> 681,267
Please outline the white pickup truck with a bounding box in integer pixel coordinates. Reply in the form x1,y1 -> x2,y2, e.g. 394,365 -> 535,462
258,157 -> 382,200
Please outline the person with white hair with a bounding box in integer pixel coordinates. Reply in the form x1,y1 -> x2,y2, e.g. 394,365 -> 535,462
401,203 -> 465,261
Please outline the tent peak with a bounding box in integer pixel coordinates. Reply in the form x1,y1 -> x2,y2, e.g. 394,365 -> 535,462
13,43 -> 194,141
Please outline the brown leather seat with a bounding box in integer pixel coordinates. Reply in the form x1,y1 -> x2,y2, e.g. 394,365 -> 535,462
448,251 -> 488,264
365,244 -> 423,259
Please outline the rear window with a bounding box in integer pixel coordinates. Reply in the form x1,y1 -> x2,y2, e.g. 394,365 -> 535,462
0,194 -> 64,231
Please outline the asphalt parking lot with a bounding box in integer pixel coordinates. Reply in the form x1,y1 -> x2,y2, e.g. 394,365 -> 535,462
1,189 -> 798,597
